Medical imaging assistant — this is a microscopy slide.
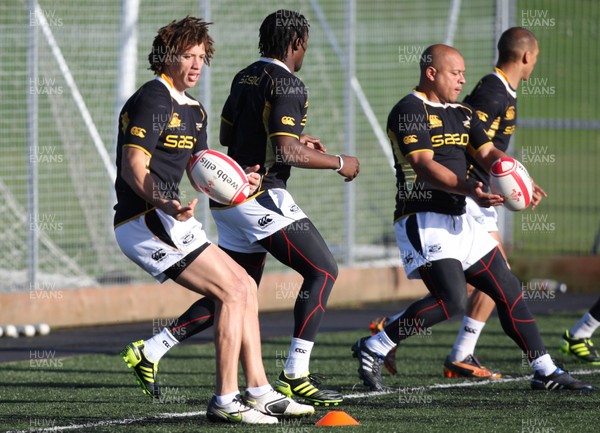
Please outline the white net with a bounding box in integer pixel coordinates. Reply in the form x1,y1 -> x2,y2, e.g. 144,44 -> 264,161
1,0 -> 597,292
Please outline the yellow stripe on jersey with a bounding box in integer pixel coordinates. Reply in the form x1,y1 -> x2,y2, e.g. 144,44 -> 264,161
123,144 -> 152,158
269,132 -> 300,139
157,74 -> 200,107
467,140 -> 493,157
494,67 -> 511,86
404,148 -> 434,158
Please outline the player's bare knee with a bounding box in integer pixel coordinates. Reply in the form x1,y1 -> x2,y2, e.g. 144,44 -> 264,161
218,278 -> 249,306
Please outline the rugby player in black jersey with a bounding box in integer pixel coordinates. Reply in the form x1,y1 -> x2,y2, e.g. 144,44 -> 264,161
214,10 -> 358,406
352,44 -> 592,392
378,27 -> 547,379
120,10 -> 359,408
443,27 -> 542,379
116,17 -> 313,424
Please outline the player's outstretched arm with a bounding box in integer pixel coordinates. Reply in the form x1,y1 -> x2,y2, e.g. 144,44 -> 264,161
273,135 -> 359,182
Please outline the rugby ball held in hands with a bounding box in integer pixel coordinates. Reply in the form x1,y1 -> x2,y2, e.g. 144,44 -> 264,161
188,149 -> 250,205
490,157 -> 533,211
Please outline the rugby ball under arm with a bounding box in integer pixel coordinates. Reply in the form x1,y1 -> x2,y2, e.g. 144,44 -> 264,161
489,157 -> 533,211
188,149 -> 250,205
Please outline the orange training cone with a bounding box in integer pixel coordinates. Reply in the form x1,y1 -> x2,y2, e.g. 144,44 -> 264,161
315,410 -> 360,426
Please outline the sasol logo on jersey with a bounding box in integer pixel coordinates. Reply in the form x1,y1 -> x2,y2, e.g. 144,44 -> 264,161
130,126 -> 146,138
281,116 -> 296,126
238,74 -> 260,86
403,135 -> 418,145
258,215 -> 273,227
164,134 -> 196,149
431,133 -> 468,147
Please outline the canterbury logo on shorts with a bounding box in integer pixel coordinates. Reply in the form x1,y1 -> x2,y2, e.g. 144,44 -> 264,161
258,215 -> 273,227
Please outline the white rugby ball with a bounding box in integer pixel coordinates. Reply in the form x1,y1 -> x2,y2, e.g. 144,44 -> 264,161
490,157 -> 533,211
188,149 -> 250,205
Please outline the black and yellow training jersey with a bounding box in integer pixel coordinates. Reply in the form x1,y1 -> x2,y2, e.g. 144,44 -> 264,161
464,68 -> 517,188
220,57 -> 308,192
114,75 -> 208,226
387,90 -> 492,221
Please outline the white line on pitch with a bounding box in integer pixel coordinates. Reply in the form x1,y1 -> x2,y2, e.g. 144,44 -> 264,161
6,411 -> 205,433
7,369 -> 597,432
344,368 -> 597,399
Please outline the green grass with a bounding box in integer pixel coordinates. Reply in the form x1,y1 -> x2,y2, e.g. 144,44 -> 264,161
1,311 -> 599,432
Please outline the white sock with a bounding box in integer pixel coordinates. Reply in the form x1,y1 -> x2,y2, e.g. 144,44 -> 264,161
449,316 -> 486,362
215,391 -> 240,405
142,328 -> 179,362
284,338 -> 314,378
246,384 -> 273,397
570,312 -> 600,339
366,330 -> 396,358
530,353 -> 556,376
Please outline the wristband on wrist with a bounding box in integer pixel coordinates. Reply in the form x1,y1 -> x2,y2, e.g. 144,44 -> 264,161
335,154 -> 344,172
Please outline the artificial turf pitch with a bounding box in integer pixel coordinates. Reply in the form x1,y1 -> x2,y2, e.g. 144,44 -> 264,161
1,311 -> 599,433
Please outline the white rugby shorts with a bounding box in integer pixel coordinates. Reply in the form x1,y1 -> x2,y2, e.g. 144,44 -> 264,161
211,188 -> 307,253
394,211 -> 498,279
465,196 -> 499,232
114,208 -> 210,283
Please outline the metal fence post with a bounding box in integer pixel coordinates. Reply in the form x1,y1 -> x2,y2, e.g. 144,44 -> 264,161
343,0 -> 356,265
27,0 -> 39,290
